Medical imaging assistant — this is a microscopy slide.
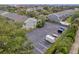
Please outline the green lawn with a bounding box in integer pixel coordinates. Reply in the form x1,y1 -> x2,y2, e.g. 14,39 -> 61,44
65,16 -> 73,23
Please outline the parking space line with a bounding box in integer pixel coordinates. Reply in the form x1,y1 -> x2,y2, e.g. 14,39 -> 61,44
35,47 -> 44,54
38,42 -> 48,49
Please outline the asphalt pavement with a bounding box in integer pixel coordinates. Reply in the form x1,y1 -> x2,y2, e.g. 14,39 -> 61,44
27,22 -> 61,54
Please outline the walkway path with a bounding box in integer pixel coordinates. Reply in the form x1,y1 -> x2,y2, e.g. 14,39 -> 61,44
69,27 -> 79,54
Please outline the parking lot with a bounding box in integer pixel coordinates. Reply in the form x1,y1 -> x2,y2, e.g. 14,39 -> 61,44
27,22 -> 62,54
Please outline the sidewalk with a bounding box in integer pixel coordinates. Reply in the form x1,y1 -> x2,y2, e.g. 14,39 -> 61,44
69,27 -> 79,54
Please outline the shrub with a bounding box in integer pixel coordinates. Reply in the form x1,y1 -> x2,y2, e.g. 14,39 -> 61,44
36,19 -> 45,28
57,47 -> 68,54
26,11 -> 39,18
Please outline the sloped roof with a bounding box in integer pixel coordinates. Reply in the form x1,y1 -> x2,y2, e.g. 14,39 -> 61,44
24,18 -> 37,23
23,18 -> 37,29
54,9 -> 74,16
0,10 -> 28,22
52,9 -> 75,20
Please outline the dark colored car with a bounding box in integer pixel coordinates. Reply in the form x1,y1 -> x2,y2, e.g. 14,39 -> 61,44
58,26 -> 65,33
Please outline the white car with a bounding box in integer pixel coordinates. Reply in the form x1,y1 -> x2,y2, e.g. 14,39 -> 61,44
52,34 -> 58,37
45,34 -> 58,43
60,21 -> 70,26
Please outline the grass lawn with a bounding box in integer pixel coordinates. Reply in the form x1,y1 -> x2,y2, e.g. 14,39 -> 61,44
65,16 -> 72,23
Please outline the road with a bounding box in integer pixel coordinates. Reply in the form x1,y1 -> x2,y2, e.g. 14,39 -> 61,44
27,22 -> 61,54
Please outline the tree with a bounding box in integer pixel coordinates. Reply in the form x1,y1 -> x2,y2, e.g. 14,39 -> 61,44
43,6 -> 49,10
26,11 -> 39,18
36,19 -> 45,28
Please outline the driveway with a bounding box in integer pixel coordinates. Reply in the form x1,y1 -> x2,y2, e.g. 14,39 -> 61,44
27,22 -> 61,54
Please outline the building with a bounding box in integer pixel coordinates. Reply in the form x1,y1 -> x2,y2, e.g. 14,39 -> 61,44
23,18 -> 37,30
48,9 -> 76,23
0,10 -> 28,22
74,8 -> 79,11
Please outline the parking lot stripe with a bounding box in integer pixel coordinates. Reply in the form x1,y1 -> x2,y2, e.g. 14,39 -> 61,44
38,42 -> 48,49
35,47 -> 44,54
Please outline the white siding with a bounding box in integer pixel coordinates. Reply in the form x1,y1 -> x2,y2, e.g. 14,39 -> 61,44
23,18 -> 37,30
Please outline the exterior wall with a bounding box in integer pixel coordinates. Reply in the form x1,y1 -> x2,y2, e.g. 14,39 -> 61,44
23,18 -> 37,30
48,14 -> 60,22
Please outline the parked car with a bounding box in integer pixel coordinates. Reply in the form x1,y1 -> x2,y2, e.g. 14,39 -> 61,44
45,34 -> 58,43
58,26 -> 66,33
60,21 -> 70,26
